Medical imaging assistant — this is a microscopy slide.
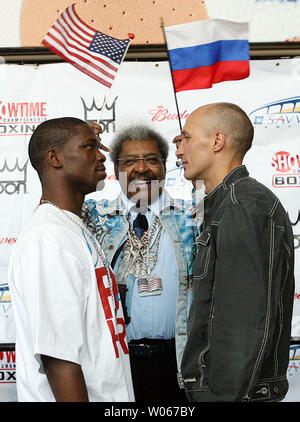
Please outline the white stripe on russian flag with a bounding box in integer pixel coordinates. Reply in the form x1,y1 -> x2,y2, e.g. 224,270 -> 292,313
165,19 -> 249,49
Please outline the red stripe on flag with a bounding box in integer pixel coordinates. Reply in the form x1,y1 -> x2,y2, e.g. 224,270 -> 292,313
65,5 -> 96,41
47,27 -> 116,78
42,39 -> 112,87
57,13 -> 118,73
172,61 -> 250,92
44,33 -> 115,80
42,4 -> 130,89
70,3 -> 100,34
52,21 -> 118,73
59,13 -> 93,45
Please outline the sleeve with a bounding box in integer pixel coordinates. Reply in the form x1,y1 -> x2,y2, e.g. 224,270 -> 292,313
20,238 -> 89,372
204,201 -> 275,401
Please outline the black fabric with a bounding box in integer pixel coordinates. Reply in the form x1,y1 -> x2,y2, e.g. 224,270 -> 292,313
129,339 -> 188,402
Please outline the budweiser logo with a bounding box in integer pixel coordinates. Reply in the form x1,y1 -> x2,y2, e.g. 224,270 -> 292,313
0,237 -> 16,245
148,105 -> 189,122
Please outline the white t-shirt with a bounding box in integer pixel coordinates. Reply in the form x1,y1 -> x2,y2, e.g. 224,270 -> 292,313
8,204 -> 134,402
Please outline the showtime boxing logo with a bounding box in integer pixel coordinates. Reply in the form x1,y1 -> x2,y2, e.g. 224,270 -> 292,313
271,151 -> 300,188
0,100 -> 47,136
249,97 -> 300,129
0,350 -> 16,384
81,96 -> 117,133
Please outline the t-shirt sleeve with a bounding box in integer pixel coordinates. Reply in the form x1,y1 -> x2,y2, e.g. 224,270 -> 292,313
19,238 -> 90,372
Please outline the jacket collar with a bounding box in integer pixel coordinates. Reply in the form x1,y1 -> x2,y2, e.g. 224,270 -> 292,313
99,189 -> 186,216
195,165 -> 249,222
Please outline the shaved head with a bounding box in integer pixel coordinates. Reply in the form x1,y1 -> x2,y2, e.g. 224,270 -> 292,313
192,102 -> 254,158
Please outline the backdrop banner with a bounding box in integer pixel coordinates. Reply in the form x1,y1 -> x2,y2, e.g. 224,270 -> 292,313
0,59 -> 299,401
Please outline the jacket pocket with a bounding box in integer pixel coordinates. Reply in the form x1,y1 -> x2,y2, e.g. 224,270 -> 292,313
193,230 -> 211,280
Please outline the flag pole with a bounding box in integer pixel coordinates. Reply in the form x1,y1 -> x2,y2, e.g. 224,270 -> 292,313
160,17 -> 182,132
96,35 -> 133,125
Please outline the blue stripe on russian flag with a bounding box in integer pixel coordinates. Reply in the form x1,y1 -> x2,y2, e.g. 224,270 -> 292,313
168,40 -> 249,71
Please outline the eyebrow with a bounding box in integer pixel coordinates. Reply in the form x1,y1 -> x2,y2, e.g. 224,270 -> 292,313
181,130 -> 190,136
83,138 -> 101,147
120,153 -> 161,158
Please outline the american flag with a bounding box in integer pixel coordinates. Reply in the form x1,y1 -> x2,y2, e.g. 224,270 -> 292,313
42,4 -> 131,88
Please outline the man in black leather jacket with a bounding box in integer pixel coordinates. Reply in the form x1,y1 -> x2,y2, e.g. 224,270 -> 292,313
174,102 -> 295,402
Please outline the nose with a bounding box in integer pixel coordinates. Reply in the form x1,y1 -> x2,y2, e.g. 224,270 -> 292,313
96,148 -> 106,162
175,142 -> 184,158
133,159 -> 149,172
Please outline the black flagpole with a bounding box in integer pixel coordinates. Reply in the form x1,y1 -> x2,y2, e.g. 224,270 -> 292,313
160,17 -> 182,132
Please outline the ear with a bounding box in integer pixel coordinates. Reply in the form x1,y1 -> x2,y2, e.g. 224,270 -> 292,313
213,132 -> 226,152
46,148 -> 63,169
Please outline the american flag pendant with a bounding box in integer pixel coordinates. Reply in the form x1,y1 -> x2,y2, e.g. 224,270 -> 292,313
137,275 -> 162,296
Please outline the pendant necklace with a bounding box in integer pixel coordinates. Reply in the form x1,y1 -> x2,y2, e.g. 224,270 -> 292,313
40,200 -> 117,315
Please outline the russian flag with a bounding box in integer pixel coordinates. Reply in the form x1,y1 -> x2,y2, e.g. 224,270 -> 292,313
164,19 -> 250,92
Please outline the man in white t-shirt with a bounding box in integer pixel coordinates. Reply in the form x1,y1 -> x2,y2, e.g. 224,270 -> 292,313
8,117 -> 134,402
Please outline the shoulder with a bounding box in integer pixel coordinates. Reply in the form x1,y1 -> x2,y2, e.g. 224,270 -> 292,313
229,176 -> 280,217
14,206 -> 84,256
82,197 -> 126,234
217,179 -> 281,231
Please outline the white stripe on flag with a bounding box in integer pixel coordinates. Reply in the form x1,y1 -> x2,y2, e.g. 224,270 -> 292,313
165,19 -> 249,49
43,34 -> 114,85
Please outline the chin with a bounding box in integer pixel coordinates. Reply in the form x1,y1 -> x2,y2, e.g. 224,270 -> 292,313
96,179 -> 105,191
183,169 -> 192,181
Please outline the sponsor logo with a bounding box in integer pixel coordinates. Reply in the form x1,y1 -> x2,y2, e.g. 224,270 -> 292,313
290,211 -> 300,250
249,96 -> 300,129
0,351 -> 16,384
0,158 -> 29,195
148,105 -> 189,122
288,344 -> 300,378
0,283 -> 10,304
294,235 -> 300,249
289,210 -> 300,226
0,100 -> 47,136
96,267 -> 128,358
0,237 -> 16,245
81,96 -> 117,133
271,151 -> 300,188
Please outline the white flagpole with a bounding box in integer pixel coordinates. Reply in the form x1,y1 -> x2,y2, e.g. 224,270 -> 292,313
96,36 -> 133,125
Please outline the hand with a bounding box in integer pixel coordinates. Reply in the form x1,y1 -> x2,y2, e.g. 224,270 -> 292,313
87,122 -> 110,152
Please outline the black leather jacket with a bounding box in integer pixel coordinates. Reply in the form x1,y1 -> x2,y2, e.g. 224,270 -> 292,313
182,166 -> 295,402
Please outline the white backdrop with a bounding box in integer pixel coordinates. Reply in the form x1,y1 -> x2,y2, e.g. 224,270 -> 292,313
0,59 -> 299,401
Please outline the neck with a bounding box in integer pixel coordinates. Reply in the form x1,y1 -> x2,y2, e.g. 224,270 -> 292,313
204,162 -> 242,194
41,189 -> 84,216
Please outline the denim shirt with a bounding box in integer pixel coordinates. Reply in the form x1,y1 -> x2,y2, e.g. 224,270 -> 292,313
82,192 -> 195,383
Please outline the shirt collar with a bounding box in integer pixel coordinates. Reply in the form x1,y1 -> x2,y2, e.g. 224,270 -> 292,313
120,190 -> 166,217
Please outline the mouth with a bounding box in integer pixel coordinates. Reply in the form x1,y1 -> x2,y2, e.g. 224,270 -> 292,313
129,178 -> 155,187
95,167 -> 107,181
132,180 -> 151,186
180,160 -> 187,168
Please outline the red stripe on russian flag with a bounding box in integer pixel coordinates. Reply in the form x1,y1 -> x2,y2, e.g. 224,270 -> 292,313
172,60 -> 250,92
